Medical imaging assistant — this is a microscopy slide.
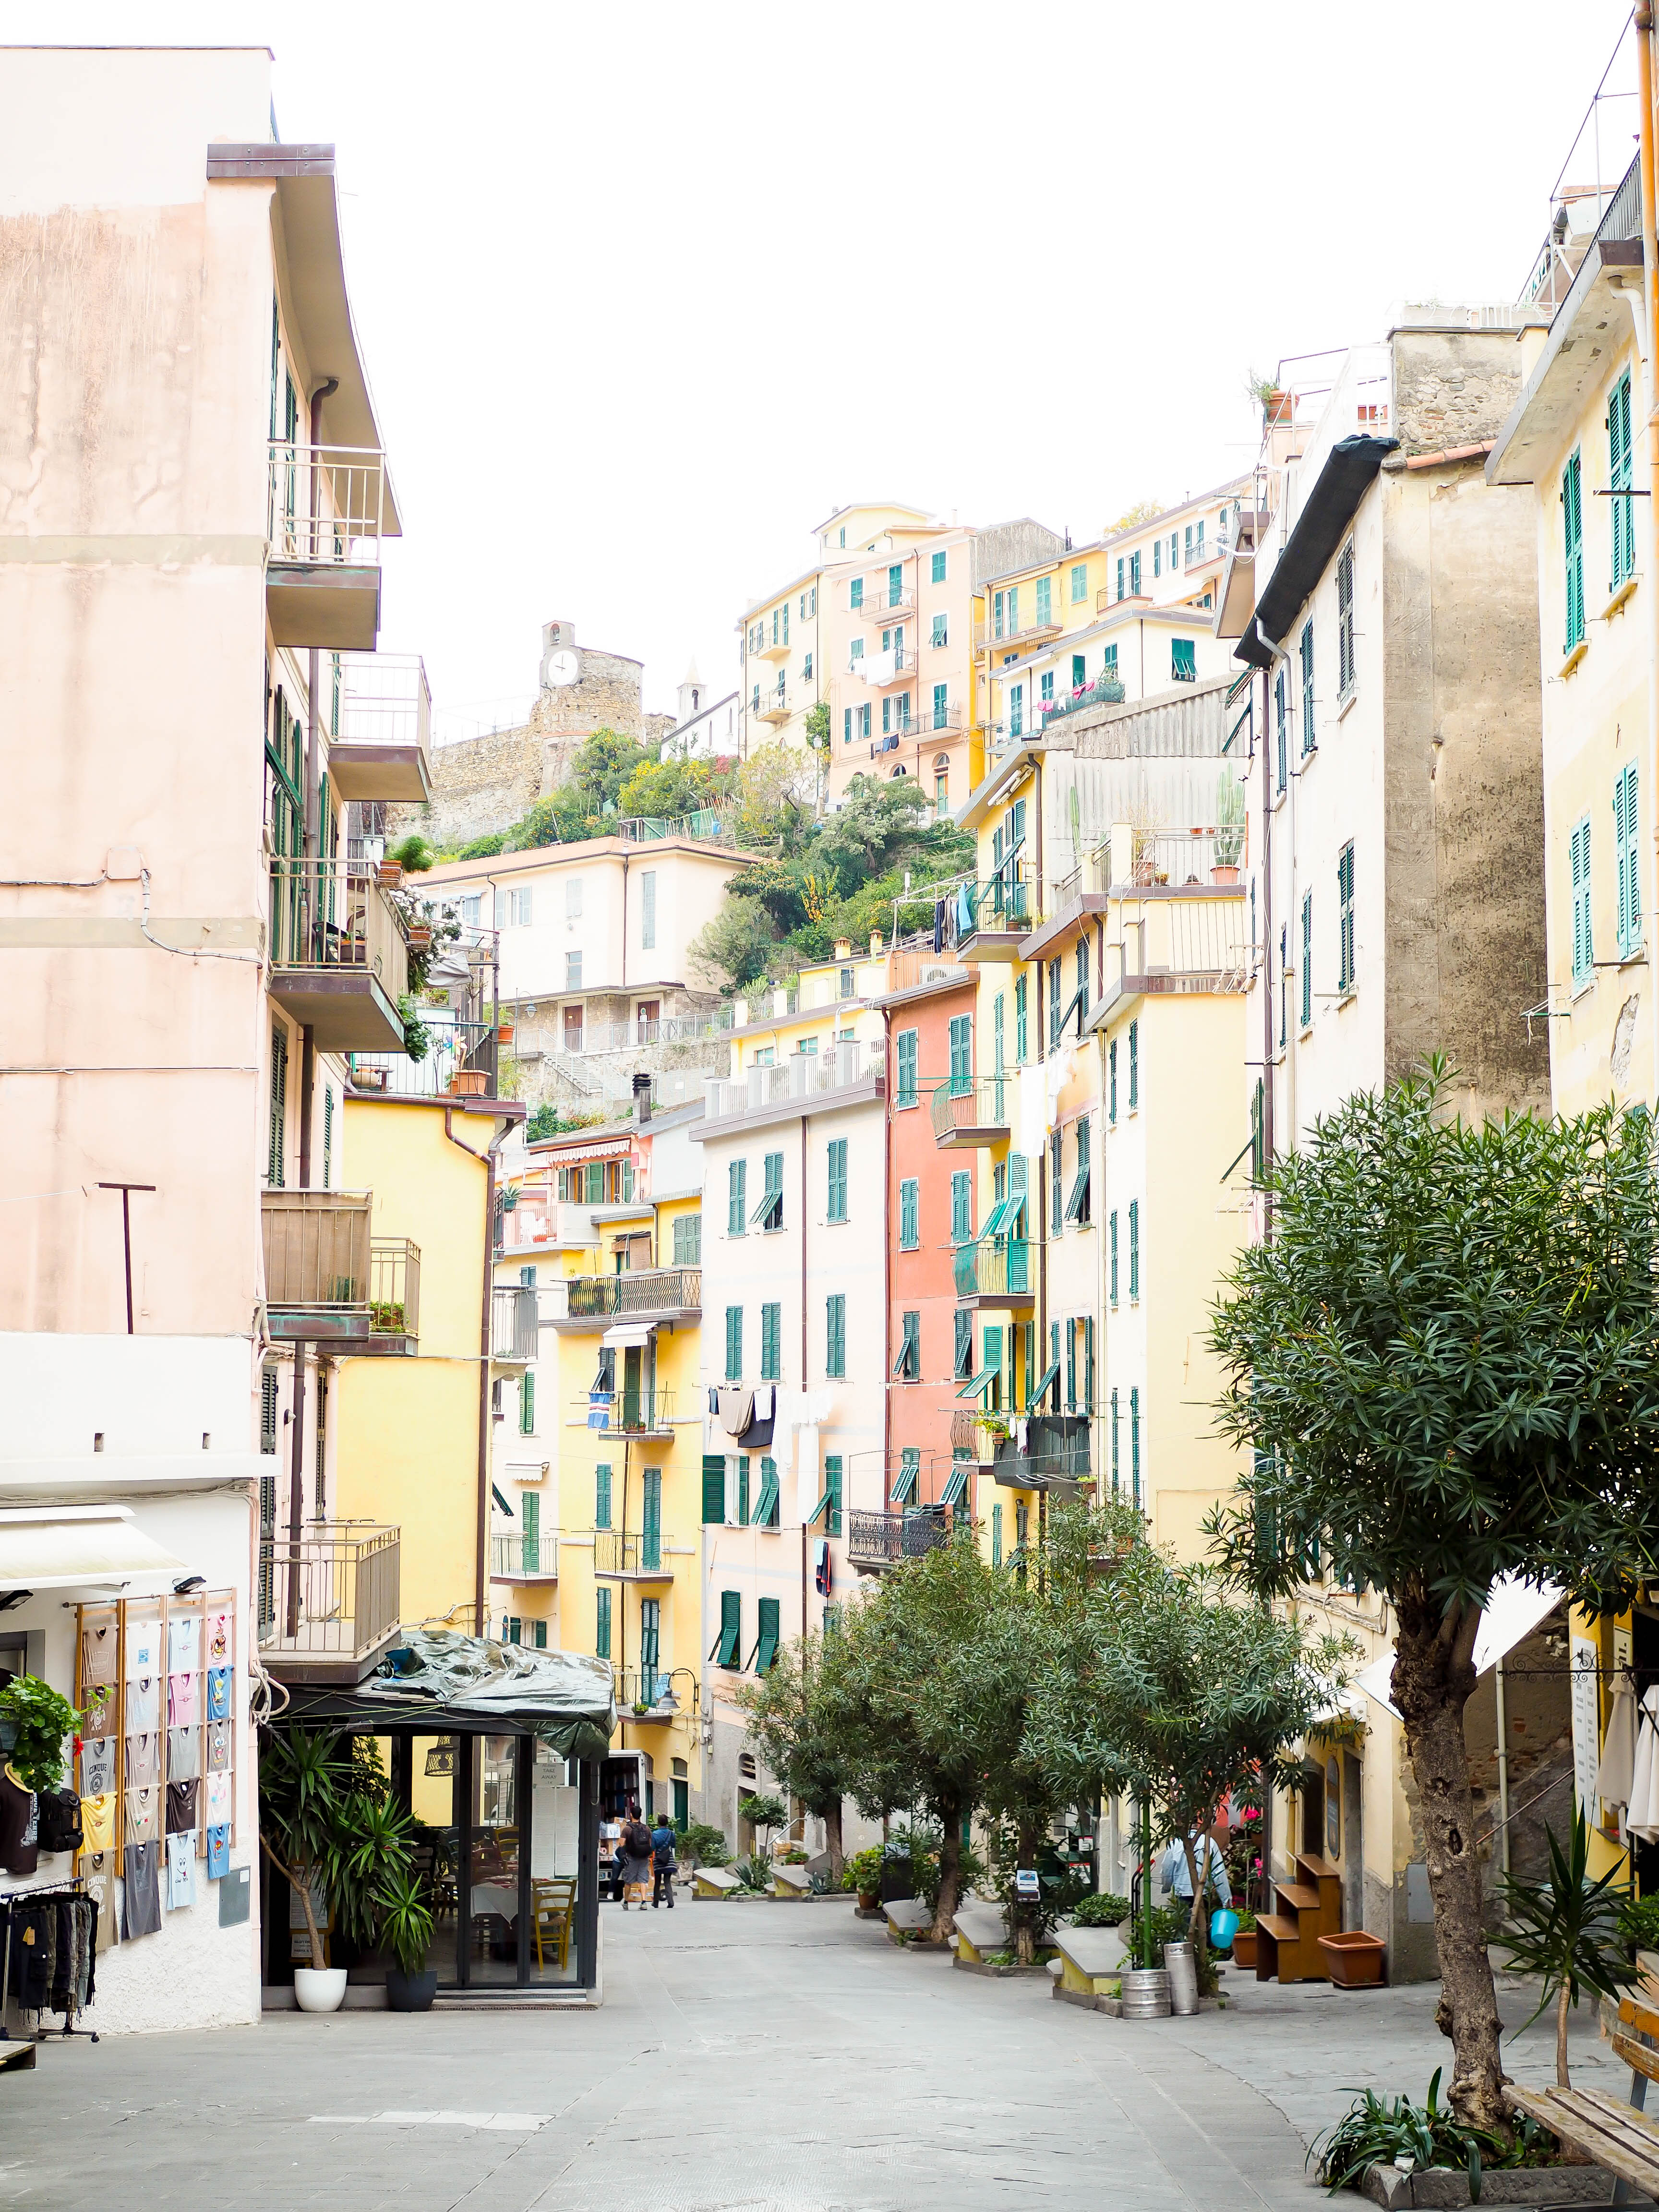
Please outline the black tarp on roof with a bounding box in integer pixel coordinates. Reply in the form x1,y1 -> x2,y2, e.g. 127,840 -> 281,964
1253,434 -> 1397,647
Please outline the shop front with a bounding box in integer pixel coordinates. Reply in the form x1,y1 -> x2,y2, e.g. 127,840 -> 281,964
271,1632 -> 613,1999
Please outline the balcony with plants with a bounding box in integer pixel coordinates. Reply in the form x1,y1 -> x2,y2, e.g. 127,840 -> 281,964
268,854 -> 410,1053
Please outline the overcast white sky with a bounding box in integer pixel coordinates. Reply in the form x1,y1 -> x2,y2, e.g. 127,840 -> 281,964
0,0 -> 1641,732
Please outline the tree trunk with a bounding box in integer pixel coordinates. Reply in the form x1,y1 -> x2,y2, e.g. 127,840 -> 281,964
1392,1590 -> 1508,2131
262,1838 -> 322,1967
1557,1981 -> 1571,2089
823,1797 -> 844,1882
930,1790 -> 963,1943
1014,1816 -> 1042,1965
1181,1818 -> 1215,1988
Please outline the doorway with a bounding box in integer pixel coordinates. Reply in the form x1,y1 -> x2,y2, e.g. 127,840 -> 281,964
1300,1764 -> 1325,1858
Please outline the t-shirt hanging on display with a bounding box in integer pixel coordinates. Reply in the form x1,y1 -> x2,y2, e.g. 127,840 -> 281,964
124,1620 -> 158,1678
206,1667 -> 232,1723
166,1726 -> 198,1781
82,1682 -> 116,1739
205,1611 -> 232,1667
206,1824 -> 230,1880
204,1771 -> 232,1829
124,1731 -> 159,1785
80,1736 -> 116,1796
124,1786 -> 158,1847
165,1830 -> 195,1911
207,1720 -> 231,1773
167,1614 -> 200,1673
166,1779 -> 198,1836
0,1764 -> 39,1876
167,1673 -> 197,1730
124,1676 -> 158,1732
122,1839 -> 161,1938
80,1623 -> 118,1686
79,1793 -> 116,1855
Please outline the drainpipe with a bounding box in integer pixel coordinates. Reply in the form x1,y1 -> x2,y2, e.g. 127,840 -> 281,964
1260,665 -> 1274,1239
298,1027 -> 315,1186
286,1343 -> 307,1638
800,1109 -> 810,1640
1494,1655 -> 1513,1879
446,1104 -> 516,1632
297,378 -> 337,1193
1638,3 -> 1659,1113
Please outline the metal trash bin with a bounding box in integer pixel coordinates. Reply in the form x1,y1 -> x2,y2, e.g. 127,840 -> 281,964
1119,1966 -> 1171,2018
1163,1939 -> 1199,2015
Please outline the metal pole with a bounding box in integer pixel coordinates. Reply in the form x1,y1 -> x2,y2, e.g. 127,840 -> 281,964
1141,1793 -> 1154,1970
97,1181 -> 155,1334
1494,1656 -> 1512,1879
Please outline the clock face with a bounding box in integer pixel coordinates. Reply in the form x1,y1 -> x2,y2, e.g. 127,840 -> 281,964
546,648 -> 580,688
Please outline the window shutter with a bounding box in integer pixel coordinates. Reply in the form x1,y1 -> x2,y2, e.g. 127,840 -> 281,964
824,1459 -> 842,1536
643,1468 -> 661,1568
900,1178 -> 919,1249
728,1158 -> 746,1236
954,1307 -> 973,1377
896,1028 -> 918,1105
827,1138 -> 848,1222
756,1596 -> 781,1673
268,1024 -> 288,1187
1300,892 -> 1312,1029
702,1455 -> 725,1525
716,1590 -> 741,1668
761,1301 -> 781,1382
725,1305 -> 743,1381
596,1586 -> 612,1660
520,1369 -> 536,1434
597,1464 -> 613,1529
1109,1211 -> 1118,1301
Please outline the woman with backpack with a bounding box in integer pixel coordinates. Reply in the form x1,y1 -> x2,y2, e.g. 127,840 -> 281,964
618,1803 -> 653,1910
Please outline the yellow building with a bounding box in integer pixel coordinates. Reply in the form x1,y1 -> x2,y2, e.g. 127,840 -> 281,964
500,1102 -> 708,1827
1488,155 -> 1652,1119
320,1089 -> 522,1660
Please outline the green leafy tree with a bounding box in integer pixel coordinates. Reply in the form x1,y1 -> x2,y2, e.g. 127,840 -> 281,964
1028,1545 -> 1351,1979
1207,1063 -> 1659,2128
803,700 -> 831,760
687,898 -> 778,993
734,1631 -> 857,1877
614,754 -> 730,824
1497,1808 -> 1639,2086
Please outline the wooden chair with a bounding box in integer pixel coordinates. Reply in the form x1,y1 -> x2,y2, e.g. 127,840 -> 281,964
532,1877 -> 577,1971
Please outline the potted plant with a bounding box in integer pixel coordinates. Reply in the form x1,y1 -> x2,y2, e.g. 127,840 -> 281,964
259,1728 -> 354,2012
1214,766 -> 1246,884
0,1674 -> 80,1790
378,1868 -> 437,2012
498,1022 -> 515,1046
846,1845 -> 885,1912
1230,1906 -> 1258,1969
448,1070 -> 489,1097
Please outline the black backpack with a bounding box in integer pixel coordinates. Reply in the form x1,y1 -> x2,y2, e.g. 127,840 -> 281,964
36,1788 -> 82,1856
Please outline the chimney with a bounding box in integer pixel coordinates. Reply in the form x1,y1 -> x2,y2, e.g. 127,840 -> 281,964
869,931 -> 883,958
632,1071 -> 652,1123
833,938 -> 852,961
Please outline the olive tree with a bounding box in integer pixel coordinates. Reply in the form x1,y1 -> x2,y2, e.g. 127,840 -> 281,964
1208,1065 -> 1659,2128
733,1630 -> 855,1877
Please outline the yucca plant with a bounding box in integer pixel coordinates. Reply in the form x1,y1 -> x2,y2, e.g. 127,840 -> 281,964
1496,1807 -> 1639,2086
1310,2069 -> 1539,2197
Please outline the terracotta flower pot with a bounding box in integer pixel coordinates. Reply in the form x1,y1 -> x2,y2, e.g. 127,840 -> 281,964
498,1025 -> 515,1045
1231,1928 -> 1257,1969
1318,1930 -> 1386,1987
1212,865 -> 1239,885
448,1071 -> 489,1098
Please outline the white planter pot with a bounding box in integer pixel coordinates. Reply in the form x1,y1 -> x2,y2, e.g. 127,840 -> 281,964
293,1967 -> 348,2013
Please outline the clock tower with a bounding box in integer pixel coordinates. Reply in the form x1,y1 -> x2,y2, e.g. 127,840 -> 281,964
540,618 -> 581,692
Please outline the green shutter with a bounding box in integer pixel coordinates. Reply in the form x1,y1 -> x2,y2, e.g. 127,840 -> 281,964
1611,377 -> 1635,589
827,1138 -> 848,1222
1300,892 -> 1313,1030
826,1295 -> 845,1378
521,1490 -> 540,1573
1129,1201 -> 1139,1298
900,1178 -> 919,1249
896,1028 -> 918,1106
951,1171 -> 971,1244
702,1454 -> 726,1525
596,1464 -> 613,1529
954,1307 -> 973,1378
1617,766 -> 1642,958
824,1457 -> 842,1536
736,1455 -> 750,1526
1299,622 -> 1314,753
268,1024 -> 288,1187
519,1368 -> 535,1435
725,1304 -> 743,1381
643,1468 -> 661,1569
992,1502 -> 1003,1567
596,1585 -> 612,1660
755,1596 -> 781,1673
728,1158 -> 746,1236
761,1301 -> 781,1382
1563,449 -> 1585,651
1128,1021 -> 1138,1108
754,1457 -> 780,1526
1109,1212 -> 1118,1302
948,1015 -> 972,1091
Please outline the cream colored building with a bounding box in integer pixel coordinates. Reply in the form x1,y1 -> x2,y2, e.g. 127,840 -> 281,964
0,45 -> 421,2031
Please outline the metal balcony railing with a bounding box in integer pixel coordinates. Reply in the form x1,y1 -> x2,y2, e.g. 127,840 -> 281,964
582,1389 -> 675,1436
263,1189 -> 372,1310
854,585 -> 914,618
930,1075 -> 1012,1142
993,1414 -> 1091,1485
258,1520 -> 400,1655
594,1529 -> 673,1575
490,1530 -> 558,1580
953,1238 -> 1034,1301
974,609 -> 1064,652
846,1507 -> 950,1567
1039,676 -> 1127,725
752,687 -> 791,721
565,1270 -> 700,1319
959,872 -> 1033,939
368,1238 -> 420,1341
268,856 -> 409,1003
618,1668 -> 683,1712
950,1410 -> 1000,1464
328,651 -> 432,791
268,442 -> 387,565
492,1284 -> 539,1360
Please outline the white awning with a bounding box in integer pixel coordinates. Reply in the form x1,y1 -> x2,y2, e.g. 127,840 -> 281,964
0,1505 -> 189,1592
1353,1574 -> 1565,1719
601,1322 -> 656,1349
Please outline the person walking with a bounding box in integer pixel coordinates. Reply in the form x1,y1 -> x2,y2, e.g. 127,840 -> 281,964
650,1814 -> 677,1909
1159,1829 -> 1232,1912
619,1803 -> 653,1910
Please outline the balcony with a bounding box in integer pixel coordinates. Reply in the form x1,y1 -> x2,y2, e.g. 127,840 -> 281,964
617,1669 -> 685,1718
993,1412 -> 1091,1494
492,1284 -> 540,1363
931,1076 -> 1011,1148
364,1238 -> 420,1353
555,1269 -> 701,1331
855,585 -> 914,620
268,856 -> 410,1052
490,1530 -> 559,1584
955,871 -> 1034,963
847,1506 -> 950,1573
974,610 -> 1064,655
580,1388 -> 676,1439
593,1530 -> 675,1580
266,441 -> 386,650
755,626 -> 793,662
849,647 -> 911,687
262,1188 -> 372,1343
257,1520 -> 400,1684
327,653 -> 433,805
953,1237 -> 1035,1310
703,1036 -> 883,1125
1039,676 -> 1127,726
752,686 -> 792,723
950,1409 -> 1000,1468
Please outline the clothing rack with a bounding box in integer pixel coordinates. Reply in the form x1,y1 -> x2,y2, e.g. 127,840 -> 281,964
0,1877 -> 99,2044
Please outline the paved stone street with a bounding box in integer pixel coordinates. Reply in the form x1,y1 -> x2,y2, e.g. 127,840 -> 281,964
0,1900 -> 1629,2211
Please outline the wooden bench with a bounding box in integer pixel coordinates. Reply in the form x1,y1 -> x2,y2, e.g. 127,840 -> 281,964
1504,1997 -> 1659,2205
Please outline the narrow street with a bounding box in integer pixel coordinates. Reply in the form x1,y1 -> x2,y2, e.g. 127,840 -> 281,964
0,1900 -> 1624,2212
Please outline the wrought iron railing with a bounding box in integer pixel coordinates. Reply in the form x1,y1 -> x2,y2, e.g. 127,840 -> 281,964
369,1238 -> 420,1340
846,1507 -> 950,1567
930,1075 -> 1012,1141
565,1270 -> 700,1319
258,1520 -> 399,1654
854,585 -> 914,618
262,1189 -> 372,1310
993,1414 -> 1091,1485
268,856 -> 409,1005
752,686 -> 791,720
953,1238 -> 1034,1300
267,441 -> 387,565
593,1529 -> 673,1575
491,1285 -> 539,1360
959,872 -> 1033,938
950,1410 -> 1000,1464
582,1390 -> 675,1436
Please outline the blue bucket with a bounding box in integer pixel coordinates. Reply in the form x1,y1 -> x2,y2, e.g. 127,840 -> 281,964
1210,1907 -> 1239,1950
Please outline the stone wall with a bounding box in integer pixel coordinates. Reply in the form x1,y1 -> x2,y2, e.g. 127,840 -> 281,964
390,647 -> 674,854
